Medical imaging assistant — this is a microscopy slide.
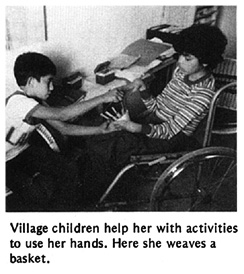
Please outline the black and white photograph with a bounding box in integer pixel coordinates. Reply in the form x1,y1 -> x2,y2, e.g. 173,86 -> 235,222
2,3 -> 242,274
5,5 -> 237,212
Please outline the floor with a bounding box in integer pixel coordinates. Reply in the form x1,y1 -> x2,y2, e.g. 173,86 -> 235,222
6,134 -> 236,212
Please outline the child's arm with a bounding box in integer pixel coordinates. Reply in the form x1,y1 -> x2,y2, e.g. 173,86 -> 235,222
113,120 -> 141,133
31,88 -> 124,122
46,119 -> 119,136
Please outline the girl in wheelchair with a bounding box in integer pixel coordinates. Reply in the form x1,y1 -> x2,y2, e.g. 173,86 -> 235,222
85,24 -> 228,201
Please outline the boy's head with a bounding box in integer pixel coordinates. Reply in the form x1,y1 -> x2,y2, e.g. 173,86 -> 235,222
14,52 -> 56,87
173,24 -> 228,70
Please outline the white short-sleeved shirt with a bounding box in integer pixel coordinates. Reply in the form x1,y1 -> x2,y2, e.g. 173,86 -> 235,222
6,91 -> 41,162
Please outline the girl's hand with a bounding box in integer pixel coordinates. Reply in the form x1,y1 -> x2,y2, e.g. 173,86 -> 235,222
113,120 -> 142,133
100,103 -> 130,122
100,105 -> 142,134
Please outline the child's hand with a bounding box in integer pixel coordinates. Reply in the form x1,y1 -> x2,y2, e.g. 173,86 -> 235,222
120,78 -> 146,93
113,120 -> 142,133
102,88 -> 124,103
112,110 -> 142,133
100,106 -> 142,134
99,120 -> 121,134
100,103 -> 130,122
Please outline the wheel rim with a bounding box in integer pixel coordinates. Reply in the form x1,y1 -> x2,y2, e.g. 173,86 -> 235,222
150,147 -> 237,211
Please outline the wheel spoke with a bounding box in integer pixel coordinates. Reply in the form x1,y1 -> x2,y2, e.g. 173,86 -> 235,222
150,147 -> 236,211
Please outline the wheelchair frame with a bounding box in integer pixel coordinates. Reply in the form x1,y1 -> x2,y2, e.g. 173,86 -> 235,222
96,80 -> 237,211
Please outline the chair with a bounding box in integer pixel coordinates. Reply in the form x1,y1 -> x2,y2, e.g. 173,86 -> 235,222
150,58 -> 237,211
203,81 -> 237,147
203,58 -> 237,147
148,77 -> 237,211
97,58 -> 237,211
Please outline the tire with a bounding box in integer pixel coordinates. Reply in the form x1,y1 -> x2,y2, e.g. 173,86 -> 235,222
150,146 -> 237,211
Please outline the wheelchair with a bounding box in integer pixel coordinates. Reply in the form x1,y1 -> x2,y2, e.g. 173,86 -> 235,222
95,58 -> 237,212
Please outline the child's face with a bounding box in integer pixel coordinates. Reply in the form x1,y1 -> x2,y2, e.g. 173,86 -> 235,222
31,74 -> 54,100
177,53 -> 204,76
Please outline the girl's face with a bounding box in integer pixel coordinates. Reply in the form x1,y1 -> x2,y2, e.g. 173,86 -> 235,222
177,53 -> 205,76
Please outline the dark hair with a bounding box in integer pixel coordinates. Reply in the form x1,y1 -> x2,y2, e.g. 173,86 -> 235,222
173,24 -> 228,69
14,52 -> 57,86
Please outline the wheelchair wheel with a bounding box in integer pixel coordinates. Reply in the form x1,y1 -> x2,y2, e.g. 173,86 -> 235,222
150,147 -> 236,211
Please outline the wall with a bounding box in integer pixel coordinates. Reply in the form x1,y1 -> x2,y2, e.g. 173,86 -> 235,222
217,6 -> 236,59
160,6 -> 196,27
6,6 -> 45,50
46,6 -> 164,77
5,6 -> 237,97
5,6 -> 164,96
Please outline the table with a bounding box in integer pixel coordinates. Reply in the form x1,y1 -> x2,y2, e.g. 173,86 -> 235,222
48,39 -> 176,107
81,76 -> 127,101
81,38 -> 176,100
